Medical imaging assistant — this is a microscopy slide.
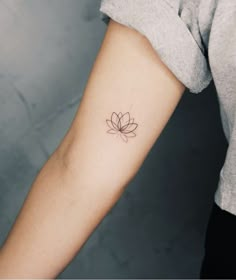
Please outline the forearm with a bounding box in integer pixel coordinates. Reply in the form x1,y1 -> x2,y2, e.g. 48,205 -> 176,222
0,151 -> 124,279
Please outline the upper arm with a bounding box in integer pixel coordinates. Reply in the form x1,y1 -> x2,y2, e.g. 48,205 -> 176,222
56,19 -> 185,190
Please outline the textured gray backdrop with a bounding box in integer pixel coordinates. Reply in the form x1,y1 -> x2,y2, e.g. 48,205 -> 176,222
0,0 -> 228,278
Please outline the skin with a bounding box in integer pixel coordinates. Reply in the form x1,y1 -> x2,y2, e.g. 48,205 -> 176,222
0,19 -> 185,278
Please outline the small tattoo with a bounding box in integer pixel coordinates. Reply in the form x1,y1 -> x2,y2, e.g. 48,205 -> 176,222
106,112 -> 138,143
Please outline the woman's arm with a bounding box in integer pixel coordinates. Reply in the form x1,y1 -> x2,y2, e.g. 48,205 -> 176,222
0,19 -> 185,279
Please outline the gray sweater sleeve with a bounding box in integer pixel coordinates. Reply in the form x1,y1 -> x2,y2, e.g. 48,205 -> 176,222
99,0 -> 212,94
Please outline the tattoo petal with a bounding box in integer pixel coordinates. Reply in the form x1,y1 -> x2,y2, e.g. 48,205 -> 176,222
122,123 -> 138,133
119,132 -> 128,142
111,112 -> 120,130
106,119 -> 116,130
107,129 -> 117,134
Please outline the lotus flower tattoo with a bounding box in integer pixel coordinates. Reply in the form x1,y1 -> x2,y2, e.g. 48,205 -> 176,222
106,112 -> 138,143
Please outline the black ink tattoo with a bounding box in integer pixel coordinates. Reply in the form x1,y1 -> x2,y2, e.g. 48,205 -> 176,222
106,112 -> 138,143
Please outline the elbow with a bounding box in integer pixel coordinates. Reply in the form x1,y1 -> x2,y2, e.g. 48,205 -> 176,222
54,139 -> 137,196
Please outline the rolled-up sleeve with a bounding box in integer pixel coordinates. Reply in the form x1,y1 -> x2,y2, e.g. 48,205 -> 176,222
99,0 -> 212,94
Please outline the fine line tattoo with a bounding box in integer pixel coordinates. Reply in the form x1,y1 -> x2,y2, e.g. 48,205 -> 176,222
106,112 -> 138,143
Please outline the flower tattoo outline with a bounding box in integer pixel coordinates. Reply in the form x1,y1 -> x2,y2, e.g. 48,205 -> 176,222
106,112 -> 138,143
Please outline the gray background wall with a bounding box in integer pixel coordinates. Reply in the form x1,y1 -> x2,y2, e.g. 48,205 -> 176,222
0,0 -> 228,278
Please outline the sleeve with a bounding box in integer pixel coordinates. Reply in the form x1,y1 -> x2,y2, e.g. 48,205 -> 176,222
99,0 -> 212,94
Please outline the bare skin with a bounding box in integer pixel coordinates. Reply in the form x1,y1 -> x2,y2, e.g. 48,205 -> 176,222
0,19 -> 185,279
